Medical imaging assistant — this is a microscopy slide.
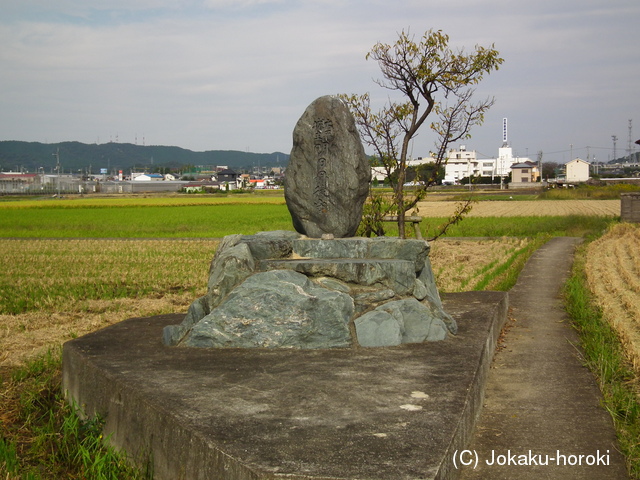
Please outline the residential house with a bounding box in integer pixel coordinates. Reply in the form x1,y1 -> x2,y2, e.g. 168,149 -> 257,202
217,169 -> 239,183
565,158 -> 590,183
509,161 -> 540,188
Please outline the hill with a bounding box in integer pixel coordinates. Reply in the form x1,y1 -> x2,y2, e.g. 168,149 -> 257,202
0,141 -> 289,174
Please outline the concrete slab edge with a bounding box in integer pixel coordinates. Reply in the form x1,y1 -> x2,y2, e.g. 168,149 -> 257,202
436,292 -> 509,480
62,317 -> 269,480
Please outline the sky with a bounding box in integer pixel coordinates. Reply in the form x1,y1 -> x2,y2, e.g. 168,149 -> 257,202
1,0 -> 638,164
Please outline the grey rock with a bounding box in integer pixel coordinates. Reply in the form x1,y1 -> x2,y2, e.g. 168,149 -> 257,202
413,279 -> 428,301
353,288 -> 396,306
165,231 -> 456,350
182,270 -> 354,349
313,277 -> 351,293
240,231 -> 301,260
292,238 -> 370,259
355,310 -> 402,347
369,237 -> 430,272
162,296 -> 209,346
417,257 -> 442,308
206,243 -> 256,310
417,257 -> 458,335
285,95 -> 370,238
426,317 -> 449,342
260,258 -> 415,295
377,298 -> 435,343
354,298 -> 449,347
422,298 -> 458,336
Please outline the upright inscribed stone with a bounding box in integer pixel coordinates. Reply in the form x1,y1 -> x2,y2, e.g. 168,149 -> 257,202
285,95 -> 370,238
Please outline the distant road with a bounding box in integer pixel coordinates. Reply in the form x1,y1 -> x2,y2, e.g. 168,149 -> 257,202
416,199 -> 620,217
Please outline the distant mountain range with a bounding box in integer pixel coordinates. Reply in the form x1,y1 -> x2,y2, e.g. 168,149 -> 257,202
0,141 -> 290,174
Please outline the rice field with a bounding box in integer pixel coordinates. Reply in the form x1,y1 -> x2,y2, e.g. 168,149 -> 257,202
0,239 -> 216,367
0,194 -> 625,369
416,199 -> 620,217
585,223 -> 640,372
0,235 -> 539,368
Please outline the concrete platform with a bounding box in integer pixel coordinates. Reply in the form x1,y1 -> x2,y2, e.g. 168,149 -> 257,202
63,291 -> 507,480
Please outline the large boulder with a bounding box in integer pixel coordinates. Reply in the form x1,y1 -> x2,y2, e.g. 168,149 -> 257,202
182,270 -> 354,349
285,95 -> 370,238
355,298 -> 448,347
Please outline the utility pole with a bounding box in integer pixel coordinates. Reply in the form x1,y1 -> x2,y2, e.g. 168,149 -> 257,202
537,151 -> 543,182
52,148 -> 61,197
628,119 -> 634,163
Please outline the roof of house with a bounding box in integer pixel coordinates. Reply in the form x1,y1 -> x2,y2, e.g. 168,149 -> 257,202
511,163 -> 535,169
567,158 -> 590,165
0,173 -> 38,179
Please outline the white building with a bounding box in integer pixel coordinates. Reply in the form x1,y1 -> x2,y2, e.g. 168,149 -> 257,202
371,166 -> 388,182
443,146 -> 478,184
442,145 -> 532,184
369,139 -> 534,185
565,158 -> 590,183
132,172 -> 164,181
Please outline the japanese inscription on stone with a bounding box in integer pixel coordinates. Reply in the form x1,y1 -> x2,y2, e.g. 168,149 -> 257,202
313,118 -> 333,214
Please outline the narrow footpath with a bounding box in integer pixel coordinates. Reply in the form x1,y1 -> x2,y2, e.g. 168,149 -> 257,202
460,236 -> 629,480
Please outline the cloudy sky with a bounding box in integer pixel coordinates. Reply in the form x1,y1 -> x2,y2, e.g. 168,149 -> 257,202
1,0 -> 638,163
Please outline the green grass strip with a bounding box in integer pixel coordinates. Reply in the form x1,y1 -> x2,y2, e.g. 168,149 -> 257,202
0,204 -> 294,238
0,349 -> 149,479
564,244 -> 640,479
422,215 -> 615,238
472,235 -> 549,291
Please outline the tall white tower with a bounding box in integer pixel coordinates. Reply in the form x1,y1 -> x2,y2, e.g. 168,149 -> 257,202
502,117 -> 508,147
497,117 -> 513,176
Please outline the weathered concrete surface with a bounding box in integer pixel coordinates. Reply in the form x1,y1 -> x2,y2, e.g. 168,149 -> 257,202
460,237 -> 628,480
63,291 -> 508,480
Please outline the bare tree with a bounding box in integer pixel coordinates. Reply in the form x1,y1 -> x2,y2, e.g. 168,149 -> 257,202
341,29 -> 503,238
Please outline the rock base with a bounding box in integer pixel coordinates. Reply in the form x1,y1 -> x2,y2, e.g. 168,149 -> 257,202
163,231 -> 456,349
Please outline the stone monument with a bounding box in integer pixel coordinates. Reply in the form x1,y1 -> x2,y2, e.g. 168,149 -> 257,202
162,95 -> 456,349
285,95 -> 370,238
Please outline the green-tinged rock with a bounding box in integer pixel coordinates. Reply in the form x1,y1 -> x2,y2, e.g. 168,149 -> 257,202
313,276 -> 351,293
183,270 -> 354,349
259,258 -> 415,295
377,298 -> 436,343
368,237 -> 430,272
354,298 -> 449,346
162,296 -> 210,346
206,243 -> 256,309
354,310 -> 402,347
292,238 -> 370,259
353,288 -> 396,306
240,231 -> 300,260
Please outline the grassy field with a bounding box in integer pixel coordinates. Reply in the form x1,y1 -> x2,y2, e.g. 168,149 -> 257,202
0,192 -> 620,238
0,191 -> 637,479
0,203 -> 292,238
